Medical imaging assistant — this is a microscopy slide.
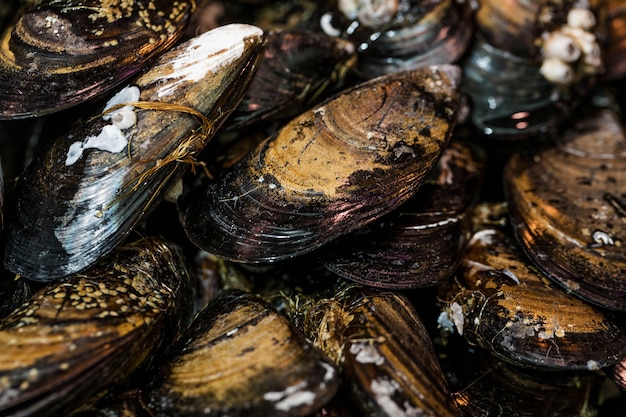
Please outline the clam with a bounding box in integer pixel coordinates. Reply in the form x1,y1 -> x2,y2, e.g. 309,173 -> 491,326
184,65 -> 462,264
441,228 -> 626,370
0,236 -> 195,417
3,23 -> 266,281
320,0 -> 474,78
303,286 -> 458,417
504,109 -> 626,311
226,29 -> 357,131
322,139 -> 487,289
145,289 -> 340,417
0,0 -> 194,119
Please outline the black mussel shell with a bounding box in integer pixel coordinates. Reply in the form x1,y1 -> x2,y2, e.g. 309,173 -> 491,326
323,139 -> 486,289
504,109 -> 626,310
0,0 -> 194,119
303,287 -> 458,417
442,228 -> 626,370
226,29 -> 357,131
184,65 -> 462,264
4,24 -> 266,281
145,289 -> 340,417
0,236 -> 195,417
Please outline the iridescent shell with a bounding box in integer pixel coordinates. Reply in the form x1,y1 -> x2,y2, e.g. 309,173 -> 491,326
3,24 -> 266,281
184,65 -> 462,263
504,109 -> 626,310
0,0 -> 193,119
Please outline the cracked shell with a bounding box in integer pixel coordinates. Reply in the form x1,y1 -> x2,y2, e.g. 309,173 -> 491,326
184,65 -> 462,263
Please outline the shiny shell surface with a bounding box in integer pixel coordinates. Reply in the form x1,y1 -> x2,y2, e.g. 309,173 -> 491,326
184,65 -> 462,263
446,228 -> 626,370
0,0 -> 192,119
323,139 -> 486,289
145,289 -> 340,417
3,24 -> 266,281
0,236 -> 195,417
504,109 -> 626,310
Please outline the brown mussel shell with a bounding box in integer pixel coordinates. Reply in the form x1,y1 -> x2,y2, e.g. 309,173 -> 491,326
439,335 -> 603,417
184,65 -> 462,264
444,228 -> 626,370
303,287 -> 458,417
604,0 -> 626,81
0,0 -> 193,119
226,29 -> 357,131
504,109 -> 626,311
323,139 -> 486,289
145,289 -> 340,417
0,236 -> 195,417
3,24 -> 266,281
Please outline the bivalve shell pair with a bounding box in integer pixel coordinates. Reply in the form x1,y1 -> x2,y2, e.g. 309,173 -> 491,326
184,65 -> 462,264
4,24 -> 266,281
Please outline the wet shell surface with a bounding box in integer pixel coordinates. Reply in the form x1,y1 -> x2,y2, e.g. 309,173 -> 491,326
184,65 -> 462,263
444,228 -> 626,370
323,139 -> 486,289
504,109 -> 626,310
0,0 -> 193,119
304,287 -> 458,417
145,289 -> 340,417
3,23 -> 266,281
0,236 -> 195,417
226,29 -> 357,130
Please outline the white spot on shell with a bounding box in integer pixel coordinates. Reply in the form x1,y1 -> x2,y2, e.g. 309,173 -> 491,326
586,360 -> 601,371
350,342 -> 385,365
263,381 -> 316,411
370,378 -> 422,417
156,24 -> 264,98
450,302 -> 464,335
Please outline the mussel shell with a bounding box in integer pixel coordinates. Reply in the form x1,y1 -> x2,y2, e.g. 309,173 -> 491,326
0,0 -> 193,119
226,29 -> 357,131
355,0 -> 474,78
439,335 -> 603,417
448,228 -> 626,370
0,236 -> 195,417
504,109 -> 626,310
304,287 -> 458,417
462,35 -> 572,137
184,65 -> 461,263
604,0 -> 626,81
323,139 -> 486,289
145,289 -> 340,417
4,24 -> 265,281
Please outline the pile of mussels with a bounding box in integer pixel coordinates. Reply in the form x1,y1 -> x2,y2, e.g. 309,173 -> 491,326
0,0 -> 626,415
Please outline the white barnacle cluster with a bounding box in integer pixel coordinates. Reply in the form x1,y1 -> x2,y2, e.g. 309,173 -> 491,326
65,86 -> 141,166
539,1 -> 602,86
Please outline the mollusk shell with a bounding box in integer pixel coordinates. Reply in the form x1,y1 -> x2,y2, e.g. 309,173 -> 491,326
504,109 -> 626,310
184,65 -> 462,263
445,228 -> 626,370
3,23 -> 266,281
0,0 -> 193,119
604,0 -> 626,81
0,236 -> 195,417
303,287 -> 458,417
226,29 -> 357,131
145,289 -> 340,417
323,139 -> 486,289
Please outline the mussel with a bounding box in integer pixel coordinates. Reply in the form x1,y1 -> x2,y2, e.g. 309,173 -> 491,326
184,65 -> 462,264
0,236 -> 195,417
0,0 -> 193,119
504,109 -> 626,311
440,228 -> 626,370
145,289 -> 340,417
4,23 -> 266,281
